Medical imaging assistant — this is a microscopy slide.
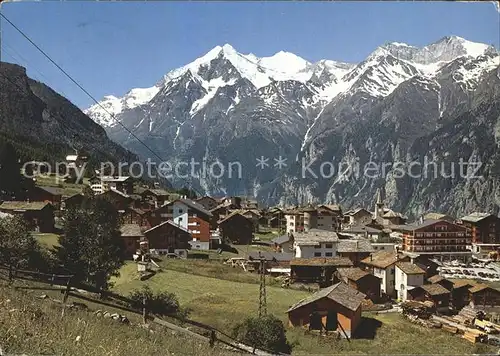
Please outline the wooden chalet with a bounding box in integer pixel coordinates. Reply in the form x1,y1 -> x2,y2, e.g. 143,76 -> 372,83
140,189 -> 173,209
408,284 -> 451,311
195,196 -> 219,211
0,201 -> 55,232
123,207 -> 148,226
290,257 -> 353,287
334,267 -> 381,302
29,186 -> 64,206
97,189 -> 133,212
468,284 -> 500,307
120,224 -> 144,256
287,282 -> 365,338
217,212 -> 253,245
61,193 -> 85,210
144,220 -> 192,253
337,239 -> 373,266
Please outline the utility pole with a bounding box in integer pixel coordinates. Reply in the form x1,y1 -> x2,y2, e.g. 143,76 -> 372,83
258,252 -> 267,318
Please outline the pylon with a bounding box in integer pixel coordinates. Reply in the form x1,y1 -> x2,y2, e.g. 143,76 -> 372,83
258,252 -> 267,318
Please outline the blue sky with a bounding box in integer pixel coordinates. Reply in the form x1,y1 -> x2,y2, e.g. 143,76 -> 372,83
1,1 -> 499,109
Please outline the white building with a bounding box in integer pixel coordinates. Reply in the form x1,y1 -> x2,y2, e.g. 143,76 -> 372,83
285,210 -> 304,233
292,229 -> 339,258
394,262 -> 425,301
360,251 -> 409,297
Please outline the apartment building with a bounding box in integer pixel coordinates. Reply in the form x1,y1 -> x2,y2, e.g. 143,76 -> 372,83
399,219 -> 471,261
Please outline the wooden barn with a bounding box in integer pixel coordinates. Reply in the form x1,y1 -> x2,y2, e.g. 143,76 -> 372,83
287,282 -> 366,338
335,267 -> 381,302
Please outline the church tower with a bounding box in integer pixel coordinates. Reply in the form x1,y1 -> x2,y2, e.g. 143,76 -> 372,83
374,188 -> 385,220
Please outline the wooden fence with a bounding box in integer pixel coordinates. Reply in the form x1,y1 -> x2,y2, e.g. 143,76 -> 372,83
0,265 -> 285,356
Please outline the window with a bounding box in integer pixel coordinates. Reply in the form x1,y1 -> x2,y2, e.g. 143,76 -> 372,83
193,213 -> 197,218
325,252 -> 333,257
314,252 -> 321,257
290,222 -> 294,226
314,244 -> 321,249
325,243 -> 333,249
178,209 -> 183,214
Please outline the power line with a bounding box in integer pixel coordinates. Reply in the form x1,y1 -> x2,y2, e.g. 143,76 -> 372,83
0,12 -> 204,196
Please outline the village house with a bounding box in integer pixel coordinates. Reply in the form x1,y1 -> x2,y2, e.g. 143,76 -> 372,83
459,213 -> 500,253
423,212 -> 455,223
334,267 -> 381,302
123,207 -> 148,226
427,275 -> 455,291
120,224 -> 144,256
399,219 -> 471,261
97,188 -> 133,212
210,201 -> 238,228
360,251 -> 410,298
292,229 -> 340,258
290,257 -> 353,286
287,282 -> 365,338
238,209 -> 261,232
246,251 -> 294,273
371,242 -> 397,252
407,284 -> 451,311
468,284 -> 500,307
271,234 -> 293,253
241,198 -> 258,210
343,208 -> 373,228
64,153 -> 88,184
89,176 -> 134,195
337,238 -> 374,266
29,186 -> 64,206
395,262 -> 425,302
217,212 -> 253,245
195,196 -> 219,211
285,209 -> 305,233
268,207 -> 286,229
143,220 -> 192,255
0,201 -> 55,232
451,280 -> 475,309
61,193 -> 85,210
140,189 -> 173,209
342,224 -> 384,241
145,199 -> 212,250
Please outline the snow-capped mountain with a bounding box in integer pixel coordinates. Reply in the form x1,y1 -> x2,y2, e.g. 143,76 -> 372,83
85,36 -> 499,217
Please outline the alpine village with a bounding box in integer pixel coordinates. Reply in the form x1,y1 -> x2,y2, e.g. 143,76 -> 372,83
1,150 -> 500,354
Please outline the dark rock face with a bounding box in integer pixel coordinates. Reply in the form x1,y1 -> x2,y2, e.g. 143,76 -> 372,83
86,38 -> 499,217
0,62 -> 135,164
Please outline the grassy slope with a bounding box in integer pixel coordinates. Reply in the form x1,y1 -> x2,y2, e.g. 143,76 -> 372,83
0,284 -> 230,356
112,263 -> 496,354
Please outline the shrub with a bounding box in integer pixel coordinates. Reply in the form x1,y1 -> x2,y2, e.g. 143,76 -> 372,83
232,314 -> 291,354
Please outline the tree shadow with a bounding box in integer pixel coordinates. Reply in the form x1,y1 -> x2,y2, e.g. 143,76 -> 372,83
352,317 -> 382,339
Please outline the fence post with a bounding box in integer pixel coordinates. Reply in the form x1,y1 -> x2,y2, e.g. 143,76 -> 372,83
61,277 -> 72,318
142,296 -> 147,324
209,330 -> 216,347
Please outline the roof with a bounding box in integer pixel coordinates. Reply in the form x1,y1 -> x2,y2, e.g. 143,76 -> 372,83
120,224 -> 144,237
396,262 -> 425,275
469,284 -> 496,294
293,230 -> 339,246
247,251 -> 294,262
128,207 -> 147,215
361,251 -> 400,269
344,208 -> 372,216
424,213 -> 454,221
287,282 -> 366,313
143,189 -> 170,197
175,199 -> 213,217
217,211 -> 250,225
35,186 -> 64,196
0,211 -> 13,219
271,235 -> 291,245
102,188 -> 131,199
452,280 -> 474,289
418,284 -> 450,296
397,219 -> 464,232
290,257 -> 353,267
461,212 -> 495,223
382,210 -> 405,219
318,204 -> 341,212
144,220 -> 191,235
337,239 -> 373,253
337,267 -> 373,282
427,275 -> 445,284
0,201 -> 50,211
100,176 -> 132,183
342,224 -> 382,234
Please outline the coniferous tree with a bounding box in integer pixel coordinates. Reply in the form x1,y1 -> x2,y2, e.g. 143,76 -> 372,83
55,197 -> 124,292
